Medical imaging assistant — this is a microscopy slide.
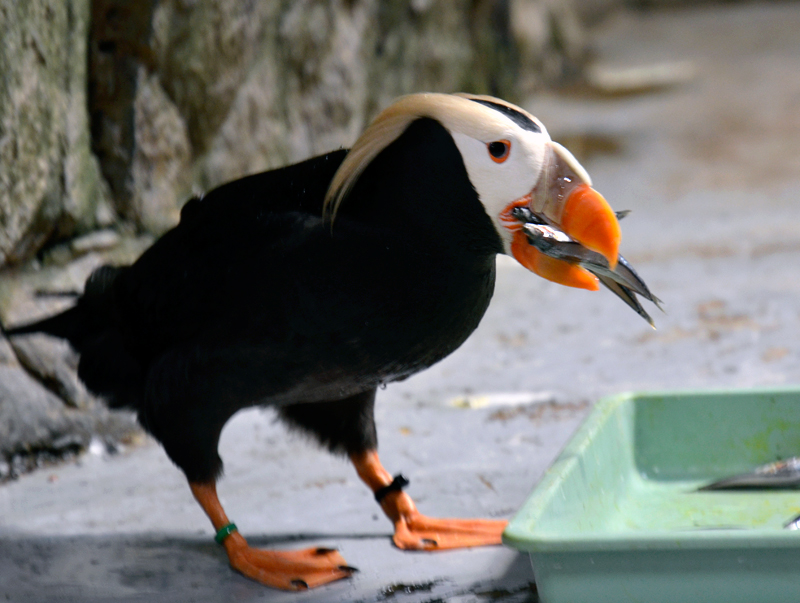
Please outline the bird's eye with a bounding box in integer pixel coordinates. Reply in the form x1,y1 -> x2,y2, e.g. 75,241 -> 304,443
487,140 -> 511,163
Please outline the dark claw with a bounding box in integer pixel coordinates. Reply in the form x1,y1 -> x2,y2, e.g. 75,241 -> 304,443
338,565 -> 360,573
291,579 -> 309,590
421,538 -> 438,547
314,547 -> 338,555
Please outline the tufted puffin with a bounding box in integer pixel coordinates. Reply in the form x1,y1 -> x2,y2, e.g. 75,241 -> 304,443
3,93 -> 650,590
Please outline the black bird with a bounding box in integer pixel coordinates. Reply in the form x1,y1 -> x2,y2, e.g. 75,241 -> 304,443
4,93 -> 635,589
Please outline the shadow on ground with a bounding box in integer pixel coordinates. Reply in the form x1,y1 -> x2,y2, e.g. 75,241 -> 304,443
1,533 -> 538,603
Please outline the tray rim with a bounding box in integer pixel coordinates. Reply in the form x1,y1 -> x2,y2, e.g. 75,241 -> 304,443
503,385 -> 800,554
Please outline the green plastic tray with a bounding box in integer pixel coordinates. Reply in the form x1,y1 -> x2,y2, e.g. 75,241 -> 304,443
503,387 -> 800,603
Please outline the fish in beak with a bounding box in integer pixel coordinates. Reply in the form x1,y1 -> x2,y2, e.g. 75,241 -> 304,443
512,206 -> 663,326
501,141 -> 622,292
501,142 -> 661,325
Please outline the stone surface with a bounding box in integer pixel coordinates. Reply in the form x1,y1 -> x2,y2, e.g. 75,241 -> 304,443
8,334 -> 90,410
0,0 -> 68,267
511,0 -> 586,94
129,69 -> 192,234
70,229 -> 121,255
63,0 -> 116,235
88,0 -> 158,217
0,364 -> 91,459
0,0 -> 110,269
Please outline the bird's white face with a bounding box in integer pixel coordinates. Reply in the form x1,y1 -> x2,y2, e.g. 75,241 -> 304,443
448,117 -> 550,254
443,98 -> 620,292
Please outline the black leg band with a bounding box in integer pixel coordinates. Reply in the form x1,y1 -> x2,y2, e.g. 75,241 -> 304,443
374,474 -> 410,503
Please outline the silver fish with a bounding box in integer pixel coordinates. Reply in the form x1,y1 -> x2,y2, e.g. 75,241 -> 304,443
699,457 -> 800,491
512,207 -> 663,327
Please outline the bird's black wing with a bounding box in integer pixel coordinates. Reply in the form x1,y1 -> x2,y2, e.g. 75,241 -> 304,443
109,149 -> 452,405
114,151 -> 347,354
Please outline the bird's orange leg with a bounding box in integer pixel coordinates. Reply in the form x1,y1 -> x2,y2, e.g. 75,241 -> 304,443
190,481 -> 355,589
350,451 -> 507,551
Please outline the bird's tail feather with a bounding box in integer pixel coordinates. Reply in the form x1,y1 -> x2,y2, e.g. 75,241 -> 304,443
2,264 -> 123,351
2,264 -> 143,409
3,306 -> 88,343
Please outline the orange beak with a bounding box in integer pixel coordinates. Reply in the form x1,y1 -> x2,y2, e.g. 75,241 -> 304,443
560,184 -> 620,270
504,142 -> 621,290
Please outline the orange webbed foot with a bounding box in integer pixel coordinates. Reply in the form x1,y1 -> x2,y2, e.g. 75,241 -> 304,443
393,511 -> 508,551
190,481 -> 355,590
384,491 -> 507,551
350,452 -> 508,552
224,533 -> 356,590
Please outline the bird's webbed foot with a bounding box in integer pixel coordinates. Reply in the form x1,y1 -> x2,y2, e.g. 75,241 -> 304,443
223,532 -> 355,589
350,451 -> 507,551
382,490 -> 507,550
190,481 -> 355,590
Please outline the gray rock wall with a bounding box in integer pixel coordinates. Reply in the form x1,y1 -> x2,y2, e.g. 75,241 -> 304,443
0,0 -> 112,269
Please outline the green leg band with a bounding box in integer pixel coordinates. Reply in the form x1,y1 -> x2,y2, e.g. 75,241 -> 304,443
215,522 -> 238,544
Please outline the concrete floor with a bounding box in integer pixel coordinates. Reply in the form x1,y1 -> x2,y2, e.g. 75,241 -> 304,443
2,3 -> 800,602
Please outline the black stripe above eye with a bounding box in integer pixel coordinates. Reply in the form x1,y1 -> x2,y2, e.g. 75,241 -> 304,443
469,99 -> 542,133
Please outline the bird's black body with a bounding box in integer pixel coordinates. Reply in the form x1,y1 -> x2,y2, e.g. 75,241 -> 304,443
9,119 -> 504,482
